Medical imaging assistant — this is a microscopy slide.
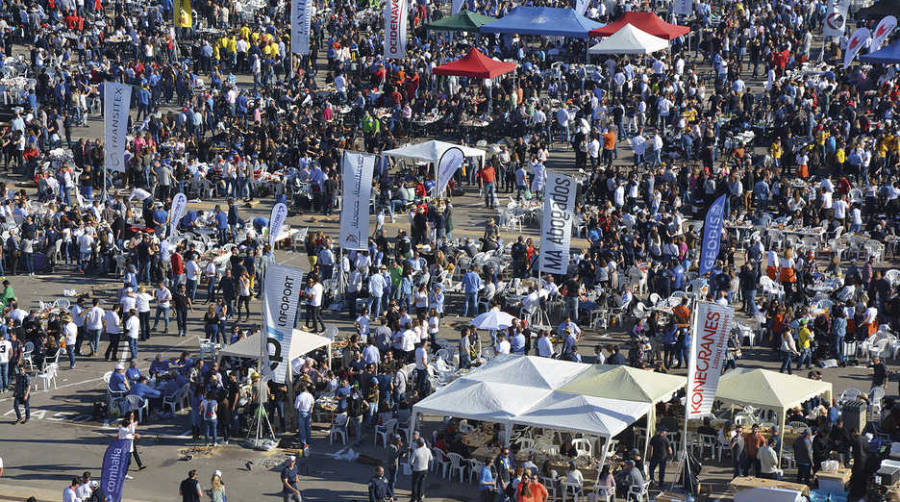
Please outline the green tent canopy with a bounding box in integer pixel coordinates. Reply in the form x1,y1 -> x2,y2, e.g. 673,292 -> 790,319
426,9 -> 497,32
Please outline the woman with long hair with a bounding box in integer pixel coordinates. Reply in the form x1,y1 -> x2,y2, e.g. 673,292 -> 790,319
209,470 -> 226,502
236,272 -> 251,321
204,304 -> 220,343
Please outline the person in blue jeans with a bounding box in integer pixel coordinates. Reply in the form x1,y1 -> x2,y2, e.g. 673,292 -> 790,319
461,269 -> 481,317
201,393 -> 219,447
295,384 -> 314,447
779,329 -> 799,374
832,309 -> 848,363
648,428 -> 673,484
214,205 -> 229,245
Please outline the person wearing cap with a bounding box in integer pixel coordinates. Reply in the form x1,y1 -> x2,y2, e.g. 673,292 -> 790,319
12,364 -> 30,424
385,434 -> 404,491
620,458 -> 644,500
793,428 -> 814,485
109,363 -> 129,392
281,455 -> 302,502
648,426 -> 672,485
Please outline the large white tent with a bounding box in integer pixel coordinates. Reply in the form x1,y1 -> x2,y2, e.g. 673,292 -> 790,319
220,329 -> 332,362
383,140 -> 486,165
411,355 -> 675,465
588,24 -> 670,55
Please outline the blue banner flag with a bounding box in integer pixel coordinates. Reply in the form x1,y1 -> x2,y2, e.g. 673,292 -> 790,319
101,438 -> 132,502
698,194 -> 727,277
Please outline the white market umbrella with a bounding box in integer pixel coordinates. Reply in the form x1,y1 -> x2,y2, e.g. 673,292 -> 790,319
470,310 -> 516,330
588,24 -> 670,55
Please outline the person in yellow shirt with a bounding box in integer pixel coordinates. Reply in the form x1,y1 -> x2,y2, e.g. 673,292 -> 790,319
834,147 -> 846,171
769,138 -> 783,169
239,26 -> 251,40
796,319 -> 813,370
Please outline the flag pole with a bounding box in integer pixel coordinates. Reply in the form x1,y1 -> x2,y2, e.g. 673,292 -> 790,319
674,299 -> 699,493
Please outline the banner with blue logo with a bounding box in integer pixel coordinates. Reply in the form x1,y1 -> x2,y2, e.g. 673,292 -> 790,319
262,263 -> 306,383
698,194 -> 727,277
101,438 -> 132,502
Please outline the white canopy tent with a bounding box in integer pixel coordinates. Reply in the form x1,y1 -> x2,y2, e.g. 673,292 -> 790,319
219,329 -> 333,369
383,140 -> 486,196
588,24 -> 670,55
411,355 -> 661,465
716,368 -> 834,462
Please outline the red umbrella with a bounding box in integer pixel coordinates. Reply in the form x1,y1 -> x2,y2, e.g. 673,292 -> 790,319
432,48 -> 517,79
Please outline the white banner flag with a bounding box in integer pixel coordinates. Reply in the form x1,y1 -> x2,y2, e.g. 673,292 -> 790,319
104,82 -> 131,173
871,16 -> 897,52
674,0 -> 692,17
168,192 -> 187,242
262,263 -> 305,383
575,0 -> 589,16
451,0 -> 464,15
539,172 -> 576,275
435,147 -> 464,197
384,0 -> 408,59
268,202 -> 288,249
339,151 -> 376,250
844,27 -> 871,68
824,0 -> 851,38
686,302 -> 734,419
291,0 -> 311,55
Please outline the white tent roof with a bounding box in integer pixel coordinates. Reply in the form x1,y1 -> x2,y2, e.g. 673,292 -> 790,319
219,329 -> 331,361
413,355 -> 654,441
414,378 -> 553,422
716,368 -> 834,411
588,24 -> 669,55
382,140 -> 486,163
515,393 -> 650,438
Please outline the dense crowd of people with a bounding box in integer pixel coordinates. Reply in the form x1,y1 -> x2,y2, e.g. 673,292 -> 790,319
1,0 -> 900,497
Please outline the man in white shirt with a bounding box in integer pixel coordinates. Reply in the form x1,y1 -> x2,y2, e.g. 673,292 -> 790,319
496,333 -> 511,355
64,317 -> 78,369
185,257 -> 201,302
85,299 -> 105,355
632,130 -> 647,166
304,277 -> 325,333
414,340 -> 430,397
63,478 -> 82,502
103,307 -> 123,362
536,331 -> 554,358
125,309 -> 140,361
0,335 -> 10,391
151,282 -> 172,334
294,385 -> 315,446
135,288 -> 153,341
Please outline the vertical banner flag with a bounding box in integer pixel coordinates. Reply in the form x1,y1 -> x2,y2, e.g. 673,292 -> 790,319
871,16 -> 897,52
824,0 -> 851,37
100,439 -> 132,502
384,0 -> 408,59
451,0 -> 464,15
168,192 -> 187,242
674,0 -> 693,17
575,0 -> 589,16
686,302 -> 734,418
844,28 -> 871,68
698,193 -> 726,277
174,0 -> 193,27
339,151 -> 376,250
540,172 -> 576,275
262,263 -> 305,383
268,202 -> 288,249
435,147 -> 464,197
103,82 -> 131,173
291,0 -> 311,55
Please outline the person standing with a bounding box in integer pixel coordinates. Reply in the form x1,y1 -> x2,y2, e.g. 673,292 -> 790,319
409,437 -> 433,502
12,364 -> 30,424
200,391 -> 219,447
179,470 -> 202,502
118,413 -> 146,470
135,286 -> 153,341
103,305 -> 123,362
743,424 -> 767,476
125,309 -> 140,361
152,281 -> 173,334
367,465 -> 393,502
63,313 -> 78,369
85,298 -> 105,356
0,334 -> 10,392
648,427 -> 672,485
281,455 -> 302,502
63,477 -> 82,502
386,434 -> 403,491
172,283 -> 193,337
793,428 -> 814,485
294,384 -> 314,447
302,276 -> 324,333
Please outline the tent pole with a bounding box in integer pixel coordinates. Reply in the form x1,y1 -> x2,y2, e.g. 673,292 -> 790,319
643,407 -> 653,463
777,408 -> 786,468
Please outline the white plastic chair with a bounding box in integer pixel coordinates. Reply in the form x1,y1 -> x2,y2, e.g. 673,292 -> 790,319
35,363 -> 58,391
466,458 -> 485,483
561,479 -> 583,502
328,413 -> 348,445
21,341 -> 34,371
432,447 -> 450,478
571,438 -> 592,458
627,479 -> 651,502
540,476 -> 559,501
447,452 -> 467,482
374,419 -> 397,447
839,388 -> 862,404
